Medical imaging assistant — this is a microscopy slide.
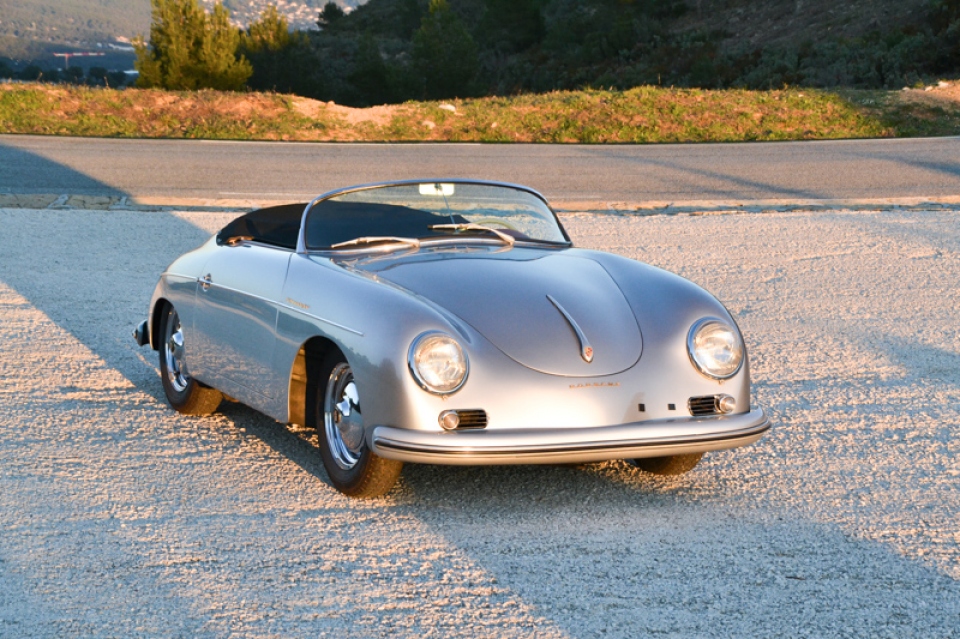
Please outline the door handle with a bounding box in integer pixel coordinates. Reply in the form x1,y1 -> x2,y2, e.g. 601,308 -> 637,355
200,274 -> 213,291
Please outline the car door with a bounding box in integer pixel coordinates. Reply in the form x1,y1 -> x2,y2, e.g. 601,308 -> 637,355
191,242 -> 292,404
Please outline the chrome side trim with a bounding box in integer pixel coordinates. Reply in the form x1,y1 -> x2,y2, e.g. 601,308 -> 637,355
282,303 -> 364,337
546,294 -> 594,363
162,272 -> 199,282
197,279 -> 364,336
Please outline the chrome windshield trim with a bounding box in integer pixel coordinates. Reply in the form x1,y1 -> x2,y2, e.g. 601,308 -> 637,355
546,294 -> 594,363
198,279 -> 363,336
297,178 -> 573,254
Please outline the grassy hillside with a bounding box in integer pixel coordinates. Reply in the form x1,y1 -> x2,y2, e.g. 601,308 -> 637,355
2,82 -> 959,142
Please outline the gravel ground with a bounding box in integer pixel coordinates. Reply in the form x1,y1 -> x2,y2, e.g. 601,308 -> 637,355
0,207 -> 958,638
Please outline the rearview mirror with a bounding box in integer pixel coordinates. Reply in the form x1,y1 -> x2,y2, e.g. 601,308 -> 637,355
419,183 -> 455,196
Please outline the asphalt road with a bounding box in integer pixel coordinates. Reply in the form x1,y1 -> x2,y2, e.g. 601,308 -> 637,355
1,205 -> 958,637
2,134 -> 960,207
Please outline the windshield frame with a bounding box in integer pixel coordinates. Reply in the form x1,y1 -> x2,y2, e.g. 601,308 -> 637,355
296,179 -> 572,254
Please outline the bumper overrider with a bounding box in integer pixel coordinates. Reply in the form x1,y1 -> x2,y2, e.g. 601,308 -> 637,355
371,407 -> 770,465
133,319 -> 150,348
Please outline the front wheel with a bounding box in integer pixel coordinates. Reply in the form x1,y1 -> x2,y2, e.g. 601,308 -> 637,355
630,453 -> 703,476
158,303 -> 222,415
317,352 -> 402,498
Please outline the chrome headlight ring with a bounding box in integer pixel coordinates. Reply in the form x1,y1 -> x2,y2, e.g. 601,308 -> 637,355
408,331 -> 469,395
687,317 -> 744,380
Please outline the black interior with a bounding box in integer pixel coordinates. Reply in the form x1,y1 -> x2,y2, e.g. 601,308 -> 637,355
304,200 -> 467,249
217,200 -> 473,250
216,202 -> 306,250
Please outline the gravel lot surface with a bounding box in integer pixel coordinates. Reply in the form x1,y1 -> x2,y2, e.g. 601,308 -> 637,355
1,207 -> 958,637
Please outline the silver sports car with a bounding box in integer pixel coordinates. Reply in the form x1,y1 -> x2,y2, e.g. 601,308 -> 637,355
135,180 -> 770,497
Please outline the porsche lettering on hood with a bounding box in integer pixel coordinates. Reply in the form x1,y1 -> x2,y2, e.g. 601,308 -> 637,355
355,251 -> 643,377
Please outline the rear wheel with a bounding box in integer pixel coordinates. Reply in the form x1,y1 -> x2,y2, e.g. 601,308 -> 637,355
631,453 -> 703,476
158,303 -> 222,415
317,352 -> 402,498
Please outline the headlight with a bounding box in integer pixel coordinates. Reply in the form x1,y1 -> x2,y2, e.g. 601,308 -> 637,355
409,332 -> 469,394
687,318 -> 744,380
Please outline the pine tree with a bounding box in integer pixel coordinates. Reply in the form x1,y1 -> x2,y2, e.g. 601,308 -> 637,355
317,2 -> 345,30
349,32 -> 394,105
244,4 -> 292,53
412,0 -> 479,99
197,2 -> 253,90
480,0 -> 544,53
242,4 -> 320,97
135,0 -> 252,91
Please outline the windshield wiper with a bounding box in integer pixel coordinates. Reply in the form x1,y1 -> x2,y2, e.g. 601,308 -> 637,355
428,223 -> 516,247
330,236 -> 421,250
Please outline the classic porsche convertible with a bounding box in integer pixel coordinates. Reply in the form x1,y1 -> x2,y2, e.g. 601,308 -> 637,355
135,180 -> 769,497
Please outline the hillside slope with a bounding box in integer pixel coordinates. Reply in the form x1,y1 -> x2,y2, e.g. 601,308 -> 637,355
2,0 -> 935,55
3,0 -> 953,96
2,82 -> 959,142
677,0 -> 928,50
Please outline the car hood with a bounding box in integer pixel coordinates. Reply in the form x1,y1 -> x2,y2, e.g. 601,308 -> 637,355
350,249 -> 642,377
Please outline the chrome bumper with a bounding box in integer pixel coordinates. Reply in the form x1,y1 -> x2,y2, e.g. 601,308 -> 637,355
371,408 -> 770,465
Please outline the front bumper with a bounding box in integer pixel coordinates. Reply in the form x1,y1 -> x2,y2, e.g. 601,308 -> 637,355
371,407 -> 770,465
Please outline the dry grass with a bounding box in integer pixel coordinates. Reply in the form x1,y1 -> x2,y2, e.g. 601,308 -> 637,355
2,82 -> 959,143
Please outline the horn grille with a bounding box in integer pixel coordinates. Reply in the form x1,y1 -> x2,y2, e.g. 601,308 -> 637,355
688,396 -> 721,416
454,409 -> 488,429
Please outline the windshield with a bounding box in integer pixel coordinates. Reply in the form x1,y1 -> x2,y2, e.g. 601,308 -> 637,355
304,182 -> 569,250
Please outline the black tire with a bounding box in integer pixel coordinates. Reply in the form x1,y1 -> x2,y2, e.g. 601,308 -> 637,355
631,453 -> 703,476
316,350 -> 402,498
158,303 -> 222,415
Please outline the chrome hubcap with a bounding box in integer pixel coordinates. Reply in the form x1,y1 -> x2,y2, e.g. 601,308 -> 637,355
324,363 -> 365,470
163,310 -> 190,393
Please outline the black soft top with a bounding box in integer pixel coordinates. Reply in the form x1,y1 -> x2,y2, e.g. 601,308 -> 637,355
216,202 -> 307,250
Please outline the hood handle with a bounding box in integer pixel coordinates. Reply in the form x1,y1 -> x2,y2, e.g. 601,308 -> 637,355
546,295 -> 594,363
